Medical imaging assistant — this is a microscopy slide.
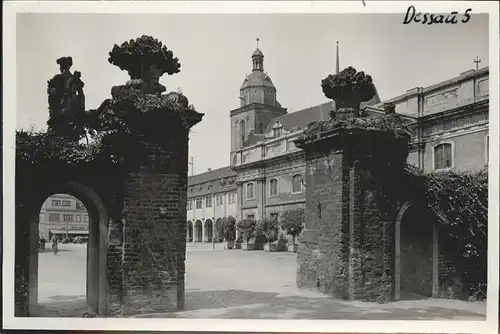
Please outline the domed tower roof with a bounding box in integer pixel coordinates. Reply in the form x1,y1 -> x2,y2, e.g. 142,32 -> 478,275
241,71 -> 276,90
240,38 -> 276,91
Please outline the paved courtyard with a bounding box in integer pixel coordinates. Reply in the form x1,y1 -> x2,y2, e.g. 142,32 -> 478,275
38,243 -> 486,319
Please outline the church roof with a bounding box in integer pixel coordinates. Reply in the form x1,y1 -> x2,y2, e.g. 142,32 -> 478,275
240,71 -> 276,90
188,166 -> 236,187
265,88 -> 382,133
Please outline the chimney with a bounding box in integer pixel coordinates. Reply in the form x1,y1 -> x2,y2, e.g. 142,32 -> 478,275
207,168 -> 212,172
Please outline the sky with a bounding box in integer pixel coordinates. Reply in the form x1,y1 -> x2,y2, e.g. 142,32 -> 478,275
16,13 -> 489,175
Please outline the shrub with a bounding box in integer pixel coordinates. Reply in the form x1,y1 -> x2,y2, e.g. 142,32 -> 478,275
405,166 -> 488,298
223,216 -> 236,242
280,208 -> 305,247
258,218 -> 279,248
215,219 -> 224,242
236,218 -> 256,247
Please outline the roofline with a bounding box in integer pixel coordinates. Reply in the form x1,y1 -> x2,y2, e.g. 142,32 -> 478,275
375,66 -> 489,106
230,103 -> 288,117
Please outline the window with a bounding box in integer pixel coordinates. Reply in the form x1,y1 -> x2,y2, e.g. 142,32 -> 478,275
62,200 -> 71,207
206,196 -> 212,208
76,201 -> 85,210
434,143 -> 453,170
84,215 -> 89,222
269,179 -> 278,197
240,120 -> 246,147
196,198 -> 203,209
51,199 -> 61,206
259,122 -> 265,133
247,214 -> 255,221
63,214 -> 74,222
49,213 -> 60,222
246,183 -> 254,200
75,215 -> 82,222
273,128 -> 282,137
270,213 -> 279,222
292,174 -> 303,193
217,195 -> 223,206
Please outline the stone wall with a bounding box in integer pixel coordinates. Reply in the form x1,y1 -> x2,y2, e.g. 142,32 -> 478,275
297,149 -> 350,299
114,136 -> 188,316
296,129 -> 409,303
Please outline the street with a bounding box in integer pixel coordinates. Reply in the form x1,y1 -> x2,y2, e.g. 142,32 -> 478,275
38,243 -> 486,319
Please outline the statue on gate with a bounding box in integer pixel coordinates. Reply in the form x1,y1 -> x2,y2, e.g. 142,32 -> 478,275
47,56 -> 86,141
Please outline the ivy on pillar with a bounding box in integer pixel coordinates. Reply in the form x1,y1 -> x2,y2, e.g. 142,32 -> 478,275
294,66 -> 411,303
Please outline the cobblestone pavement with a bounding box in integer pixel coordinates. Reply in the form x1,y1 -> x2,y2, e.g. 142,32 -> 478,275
37,243 -> 486,319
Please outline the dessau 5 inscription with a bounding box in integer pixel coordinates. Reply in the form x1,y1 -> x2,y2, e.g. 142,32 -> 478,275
403,6 -> 472,25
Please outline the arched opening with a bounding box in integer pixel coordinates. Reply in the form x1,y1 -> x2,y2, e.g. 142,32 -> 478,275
240,120 -> 246,147
186,221 -> 193,243
26,181 -> 108,317
204,219 -> 213,243
215,218 -> 224,242
194,220 -> 203,243
395,202 -> 434,300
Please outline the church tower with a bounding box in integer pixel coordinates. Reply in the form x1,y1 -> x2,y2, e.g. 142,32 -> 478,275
230,39 -> 287,164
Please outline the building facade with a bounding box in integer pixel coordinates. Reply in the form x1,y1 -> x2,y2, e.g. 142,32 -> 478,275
187,44 -> 489,242
39,193 -> 90,239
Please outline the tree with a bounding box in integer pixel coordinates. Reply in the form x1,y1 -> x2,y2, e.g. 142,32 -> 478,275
223,216 -> 236,242
257,217 -> 279,249
321,66 -> 376,115
108,35 -> 181,80
280,208 -> 305,249
215,219 -> 225,242
236,218 -> 257,248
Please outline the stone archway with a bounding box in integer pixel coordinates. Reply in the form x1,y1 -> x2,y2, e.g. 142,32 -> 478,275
194,220 -> 203,242
204,219 -> 213,243
186,221 -> 193,242
395,202 -> 437,300
25,181 -> 109,316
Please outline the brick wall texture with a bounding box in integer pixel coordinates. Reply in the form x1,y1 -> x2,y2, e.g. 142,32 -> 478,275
107,135 -> 189,316
297,130 -> 409,302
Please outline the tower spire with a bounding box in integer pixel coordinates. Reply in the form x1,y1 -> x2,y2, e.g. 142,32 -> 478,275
252,38 -> 264,72
336,41 -> 340,74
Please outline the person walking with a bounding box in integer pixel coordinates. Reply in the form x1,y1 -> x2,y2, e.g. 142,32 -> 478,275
51,235 -> 59,255
40,236 -> 46,252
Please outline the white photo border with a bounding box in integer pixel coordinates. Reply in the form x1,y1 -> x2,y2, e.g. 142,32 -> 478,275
3,1 -> 499,332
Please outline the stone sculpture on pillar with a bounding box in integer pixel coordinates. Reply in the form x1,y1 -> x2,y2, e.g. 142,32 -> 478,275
47,56 -> 86,141
321,66 -> 376,120
295,66 -> 411,303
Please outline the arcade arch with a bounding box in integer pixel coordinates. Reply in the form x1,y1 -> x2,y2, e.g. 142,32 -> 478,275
186,221 -> 193,242
204,219 -> 213,243
194,220 -> 203,242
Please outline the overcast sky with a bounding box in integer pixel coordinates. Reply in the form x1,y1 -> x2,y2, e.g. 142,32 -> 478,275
16,13 -> 489,175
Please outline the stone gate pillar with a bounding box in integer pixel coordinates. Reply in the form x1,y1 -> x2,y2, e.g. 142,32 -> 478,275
102,36 -> 204,316
295,122 -> 409,302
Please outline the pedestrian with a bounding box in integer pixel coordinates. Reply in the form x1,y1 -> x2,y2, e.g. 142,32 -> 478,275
40,236 -> 46,252
51,235 -> 59,255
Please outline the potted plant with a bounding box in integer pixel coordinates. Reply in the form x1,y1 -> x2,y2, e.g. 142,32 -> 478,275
259,217 -> 279,252
276,232 -> 288,252
235,235 -> 243,249
223,216 -> 236,249
236,218 -> 256,251
280,208 -> 305,253
253,221 -> 266,251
